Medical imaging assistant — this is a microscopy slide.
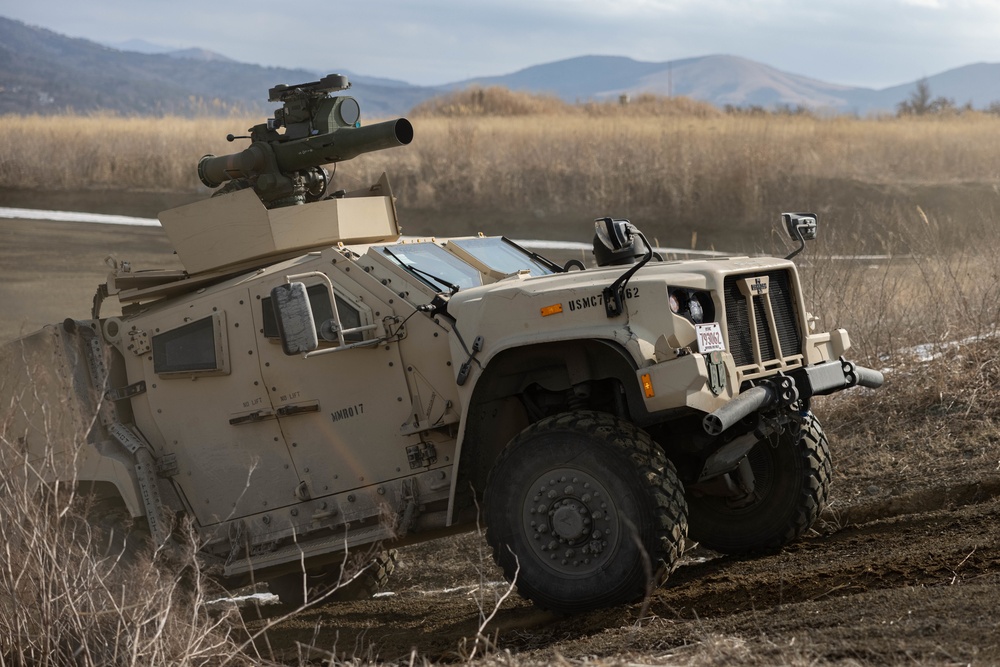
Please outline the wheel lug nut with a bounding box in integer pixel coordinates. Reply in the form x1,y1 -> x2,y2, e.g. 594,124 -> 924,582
548,541 -> 558,550
564,485 -> 574,494
547,490 -> 557,499
582,493 -> 592,502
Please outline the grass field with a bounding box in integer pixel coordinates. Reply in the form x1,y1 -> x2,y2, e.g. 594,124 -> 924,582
3,107 -> 1000,251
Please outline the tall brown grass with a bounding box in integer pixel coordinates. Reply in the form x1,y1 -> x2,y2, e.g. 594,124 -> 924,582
0,361 -> 259,666
3,110 -> 1000,244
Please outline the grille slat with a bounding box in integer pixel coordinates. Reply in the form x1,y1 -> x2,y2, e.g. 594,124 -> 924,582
723,270 -> 801,372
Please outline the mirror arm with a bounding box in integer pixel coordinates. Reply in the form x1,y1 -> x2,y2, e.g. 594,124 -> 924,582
785,224 -> 807,260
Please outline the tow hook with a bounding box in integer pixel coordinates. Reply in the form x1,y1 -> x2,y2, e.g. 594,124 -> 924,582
702,373 -> 799,436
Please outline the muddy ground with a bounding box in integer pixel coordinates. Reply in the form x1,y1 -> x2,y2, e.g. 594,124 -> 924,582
2,191 -> 999,665
246,489 -> 1000,665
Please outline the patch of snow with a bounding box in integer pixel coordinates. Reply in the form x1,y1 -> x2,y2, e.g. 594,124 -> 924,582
0,207 -> 160,227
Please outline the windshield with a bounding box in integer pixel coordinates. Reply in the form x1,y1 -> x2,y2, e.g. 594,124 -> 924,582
450,237 -> 555,277
377,242 -> 484,291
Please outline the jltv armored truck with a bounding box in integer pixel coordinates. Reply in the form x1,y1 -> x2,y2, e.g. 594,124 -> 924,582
0,75 -> 882,614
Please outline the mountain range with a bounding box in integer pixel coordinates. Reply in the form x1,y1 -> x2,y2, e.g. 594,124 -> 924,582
3,15 -> 999,118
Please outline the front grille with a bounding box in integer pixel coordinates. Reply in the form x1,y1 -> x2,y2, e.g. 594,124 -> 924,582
724,270 -> 802,373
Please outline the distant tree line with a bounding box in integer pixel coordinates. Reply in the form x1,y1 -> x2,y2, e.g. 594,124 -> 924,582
895,77 -> 1000,117
721,78 -> 1000,118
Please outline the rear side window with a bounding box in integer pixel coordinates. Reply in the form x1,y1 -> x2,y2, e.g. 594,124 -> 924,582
152,313 -> 228,375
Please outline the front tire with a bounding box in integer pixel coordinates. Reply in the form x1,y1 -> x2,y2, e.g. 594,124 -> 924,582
687,412 -> 831,554
484,411 -> 687,614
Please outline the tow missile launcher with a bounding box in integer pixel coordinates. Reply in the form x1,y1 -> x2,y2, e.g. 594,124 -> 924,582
198,73 -> 413,208
1,73 -> 882,614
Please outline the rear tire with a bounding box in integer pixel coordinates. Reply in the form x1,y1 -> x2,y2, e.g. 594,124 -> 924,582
268,550 -> 398,608
687,412 -> 831,554
484,411 -> 687,614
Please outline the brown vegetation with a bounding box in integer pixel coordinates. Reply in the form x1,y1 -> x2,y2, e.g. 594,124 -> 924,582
3,106 -> 999,255
0,363 -> 257,665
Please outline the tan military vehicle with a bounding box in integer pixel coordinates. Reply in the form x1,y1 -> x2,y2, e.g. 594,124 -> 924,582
1,75 -> 882,614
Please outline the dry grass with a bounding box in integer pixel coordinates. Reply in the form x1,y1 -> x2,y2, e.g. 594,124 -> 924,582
410,87 -> 719,119
0,113 -> 254,192
0,367 -> 259,666
3,109 -> 1000,250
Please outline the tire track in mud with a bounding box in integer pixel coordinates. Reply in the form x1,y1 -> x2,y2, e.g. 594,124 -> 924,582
247,478 -> 1000,662
655,479 -> 1000,621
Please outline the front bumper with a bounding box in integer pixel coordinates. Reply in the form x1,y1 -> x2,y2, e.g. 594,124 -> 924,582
702,358 -> 883,436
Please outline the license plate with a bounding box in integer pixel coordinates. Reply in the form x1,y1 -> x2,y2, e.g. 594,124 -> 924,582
696,322 -> 726,354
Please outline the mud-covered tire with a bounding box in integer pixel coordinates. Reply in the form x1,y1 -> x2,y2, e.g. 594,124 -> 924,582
484,411 -> 688,614
268,550 -> 398,608
687,412 -> 831,554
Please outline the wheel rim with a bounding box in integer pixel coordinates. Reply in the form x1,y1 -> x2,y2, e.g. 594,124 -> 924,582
520,466 -> 621,577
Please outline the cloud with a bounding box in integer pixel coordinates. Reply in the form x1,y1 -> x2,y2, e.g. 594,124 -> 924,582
3,0 -> 999,88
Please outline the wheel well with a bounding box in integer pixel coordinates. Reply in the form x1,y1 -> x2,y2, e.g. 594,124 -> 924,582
76,480 -> 143,517
454,339 -> 642,518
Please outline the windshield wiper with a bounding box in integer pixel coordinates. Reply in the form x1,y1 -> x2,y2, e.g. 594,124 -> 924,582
502,237 -> 564,273
382,247 -> 460,294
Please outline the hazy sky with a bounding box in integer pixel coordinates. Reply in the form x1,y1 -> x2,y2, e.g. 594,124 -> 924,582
4,0 -> 998,88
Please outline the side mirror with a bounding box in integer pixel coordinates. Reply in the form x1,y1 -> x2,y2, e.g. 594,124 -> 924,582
270,282 -> 318,355
782,212 -> 818,260
593,217 -> 649,267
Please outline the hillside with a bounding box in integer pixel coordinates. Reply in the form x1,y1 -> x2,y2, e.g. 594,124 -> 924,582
456,54 -> 1000,114
0,17 -> 438,117
3,15 -> 1000,116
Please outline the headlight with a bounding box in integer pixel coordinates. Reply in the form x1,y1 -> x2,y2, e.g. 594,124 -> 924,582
669,288 -> 714,325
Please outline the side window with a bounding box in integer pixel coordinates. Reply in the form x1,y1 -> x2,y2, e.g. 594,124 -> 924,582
152,313 -> 229,376
262,284 -> 366,344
